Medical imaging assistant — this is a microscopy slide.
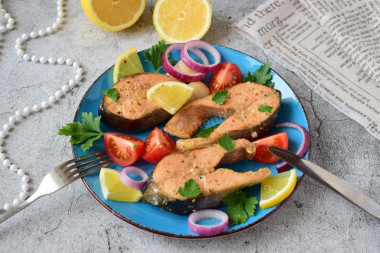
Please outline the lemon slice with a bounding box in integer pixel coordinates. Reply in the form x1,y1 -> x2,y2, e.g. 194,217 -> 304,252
259,169 -> 297,209
153,0 -> 212,43
113,47 -> 144,83
81,0 -> 146,32
146,81 -> 193,114
99,168 -> 143,202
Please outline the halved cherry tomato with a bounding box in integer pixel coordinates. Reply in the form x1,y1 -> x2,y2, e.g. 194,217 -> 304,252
209,62 -> 242,93
253,132 -> 289,164
104,133 -> 144,166
141,127 -> 177,163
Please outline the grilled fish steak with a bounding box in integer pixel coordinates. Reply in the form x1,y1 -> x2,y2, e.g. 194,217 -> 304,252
164,82 -> 281,151
142,139 -> 271,214
99,73 -> 177,132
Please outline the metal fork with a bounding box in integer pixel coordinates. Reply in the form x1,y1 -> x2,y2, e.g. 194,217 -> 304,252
0,151 -> 112,224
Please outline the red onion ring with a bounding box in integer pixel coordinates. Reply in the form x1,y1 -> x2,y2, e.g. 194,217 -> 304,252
162,43 -> 209,82
181,40 -> 221,73
119,166 -> 149,190
188,209 -> 229,236
274,122 -> 311,173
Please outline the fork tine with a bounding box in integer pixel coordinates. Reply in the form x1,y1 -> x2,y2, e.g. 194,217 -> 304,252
64,154 -> 109,173
67,158 -> 112,177
59,151 -> 106,168
77,162 -> 114,178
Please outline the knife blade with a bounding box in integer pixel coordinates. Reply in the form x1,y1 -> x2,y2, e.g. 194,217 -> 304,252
268,146 -> 380,220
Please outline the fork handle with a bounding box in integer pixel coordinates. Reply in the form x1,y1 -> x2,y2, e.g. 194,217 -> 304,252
0,190 -> 44,224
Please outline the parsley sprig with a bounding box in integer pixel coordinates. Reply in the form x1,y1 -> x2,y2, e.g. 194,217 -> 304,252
243,63 -> 275,88
222,191 -> 258,226
144,40 -> 168,73
58,112 -> 104,151
218,134 -> 234,151
102,88 -> 118,101
178,179 -> 201,198
212,89 -> 228,105
258,104 -> 273,113
194,124 -> 220,138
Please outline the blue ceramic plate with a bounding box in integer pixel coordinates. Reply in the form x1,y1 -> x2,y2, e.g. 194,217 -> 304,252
73,45 -> 309,238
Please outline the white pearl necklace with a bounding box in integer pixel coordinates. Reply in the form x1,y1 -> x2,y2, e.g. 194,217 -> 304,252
0,0 -> 84,213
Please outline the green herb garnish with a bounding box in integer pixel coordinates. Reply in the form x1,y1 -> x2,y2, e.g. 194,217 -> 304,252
178,179 -> 201,198
243,63 -> 275,88
144,39 -> 168,72
218,134 -> 234,151
212,89 -> 228,105
258,104 -> 273,113
102,88 -> 118,101
222,191 -> 258,226
194,124 -> 220,138
58,112 -> 104,151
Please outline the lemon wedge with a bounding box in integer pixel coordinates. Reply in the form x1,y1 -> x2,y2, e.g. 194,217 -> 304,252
81,0 -> 146,32
153,0 -> 212,43
146,81 -> 193,114
259,169 -> 297,209
99,168 -> 143,202
113,47 -> 144,83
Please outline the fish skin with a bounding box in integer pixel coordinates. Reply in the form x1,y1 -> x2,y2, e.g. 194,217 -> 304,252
142,139 -> 271,215
164,82 -> 281,151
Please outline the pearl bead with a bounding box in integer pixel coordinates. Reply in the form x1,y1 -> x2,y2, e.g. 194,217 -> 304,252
4,13 -> 10,19
32,105 -> 40,112
15,110 -> 23,118
3,159 -> 11,167
30,31 -> 37,38
75,74 -> 82,82
73,62 -> 80,68
0,146 -> 3,152
66,58 -> 73,65
23,106 -> 31,116
21,33 -> 29,40
48,96 -> 56,104
0,26 -> 6,33
57,58 -> 64,64
38,29 -> 46,36
46,27 -> 53,34
40,56 -> 47,64
17,169 -> 26,176
58,11 -> 64,18
22,183 -> 30,191
17,49 -> 25,56
15,38 -> 23,44
8,18 -> 15,25
61,84 -> 70,93
23,54 -> 31,61
15,44 -> 22,50
8,116 -> 16,125
68,79 -> 76,88
0,153 -> 6,160
76,68 -> 84,75
55,90 -> 63,98
0,139 -> 3,145
13,198 -> 21,207
57,0 -> 63,5
3,124 -> 12,132
10,164 -> 18,172
0,131 -> 6,139
6,23 -> 14,30
20,191 -> 28,200
48,57 -> 56,64
22,175 -> 30,183
56,17 -> 63,24
41,101 -> 48,109
31,55 -> 38,63
52,23 -> 60,30
3,203 -> 11,211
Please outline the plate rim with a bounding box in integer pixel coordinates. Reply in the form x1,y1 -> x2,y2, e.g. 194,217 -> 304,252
71,45 -> 312,239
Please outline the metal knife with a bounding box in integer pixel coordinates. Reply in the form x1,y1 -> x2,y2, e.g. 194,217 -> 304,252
268,146 -> 380,220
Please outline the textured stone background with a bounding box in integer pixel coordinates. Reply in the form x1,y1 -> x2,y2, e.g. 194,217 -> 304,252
0,0 -> 379,252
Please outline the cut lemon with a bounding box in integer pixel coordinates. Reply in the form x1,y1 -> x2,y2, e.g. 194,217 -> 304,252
113,47 -> 144,83
99,168 -> 143,202
146,81 -> 193,114
259,169 -> 297,209
81,0 -> 146,32
153,0 -> 212,43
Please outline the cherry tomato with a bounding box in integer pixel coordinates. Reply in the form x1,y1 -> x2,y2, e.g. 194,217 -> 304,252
209,62 -> 242,93
253,132 -> 289,164
104,133 -> 144,166
141,127 -> 177,163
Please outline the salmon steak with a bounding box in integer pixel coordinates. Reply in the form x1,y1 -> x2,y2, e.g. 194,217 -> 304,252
142,139 -> 271,214
99,73 -> 177,132
164,82 -> 281,151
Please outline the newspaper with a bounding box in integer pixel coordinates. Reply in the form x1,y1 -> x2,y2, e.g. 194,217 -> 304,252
235,0 -> 380,140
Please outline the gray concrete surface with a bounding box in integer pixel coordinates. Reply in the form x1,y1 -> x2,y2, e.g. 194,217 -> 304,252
0,0 -> 379,252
